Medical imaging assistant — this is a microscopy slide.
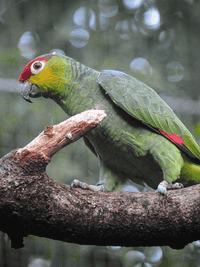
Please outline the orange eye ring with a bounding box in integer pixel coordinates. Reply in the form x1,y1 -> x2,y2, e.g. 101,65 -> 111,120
30,61 -> 45,75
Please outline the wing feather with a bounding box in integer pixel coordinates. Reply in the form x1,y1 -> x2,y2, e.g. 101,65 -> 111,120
98,70 -> 200,160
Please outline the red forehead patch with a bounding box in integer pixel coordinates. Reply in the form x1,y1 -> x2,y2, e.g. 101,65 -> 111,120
18,54 -> 53,82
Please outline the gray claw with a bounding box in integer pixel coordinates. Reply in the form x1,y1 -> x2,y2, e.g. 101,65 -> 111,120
70,179 -> 83,189
70,179 -> 103,191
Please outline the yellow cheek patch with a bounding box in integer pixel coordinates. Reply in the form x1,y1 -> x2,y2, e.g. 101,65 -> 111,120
29,56 -> 71,94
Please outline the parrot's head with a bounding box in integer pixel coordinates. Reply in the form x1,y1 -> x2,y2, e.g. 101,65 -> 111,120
19,52 -> 69,103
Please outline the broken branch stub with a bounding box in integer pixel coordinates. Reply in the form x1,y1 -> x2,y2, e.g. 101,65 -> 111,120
16,109 -> 106,163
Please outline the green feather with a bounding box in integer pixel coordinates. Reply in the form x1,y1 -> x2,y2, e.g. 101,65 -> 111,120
98,70 -> 200,160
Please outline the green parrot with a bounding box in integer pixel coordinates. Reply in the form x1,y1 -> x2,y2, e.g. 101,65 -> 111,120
18,52 -> 200,195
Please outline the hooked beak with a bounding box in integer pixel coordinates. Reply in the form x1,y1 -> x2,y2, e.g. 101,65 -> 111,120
20,82 -> 42,103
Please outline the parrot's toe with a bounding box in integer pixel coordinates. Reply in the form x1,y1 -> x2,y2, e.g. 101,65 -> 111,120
70,179 -> 104,191
172,182 -> 184,189
70,179 -> 89,189
157,180 -> 184,196
166,182 -> 184,190
157,184 -> 168,196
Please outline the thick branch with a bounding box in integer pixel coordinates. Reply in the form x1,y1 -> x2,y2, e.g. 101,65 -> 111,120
0,110 -> 200,249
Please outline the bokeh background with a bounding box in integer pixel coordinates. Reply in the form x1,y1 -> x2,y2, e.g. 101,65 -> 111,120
0,0 -> 200,266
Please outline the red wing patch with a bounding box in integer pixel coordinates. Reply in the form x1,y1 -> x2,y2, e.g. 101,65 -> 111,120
158,128 -> 186,145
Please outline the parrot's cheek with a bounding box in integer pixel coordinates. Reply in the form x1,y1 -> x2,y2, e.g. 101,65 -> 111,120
20,82 -> 42,103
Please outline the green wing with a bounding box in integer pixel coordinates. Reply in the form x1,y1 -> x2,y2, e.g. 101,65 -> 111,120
97,70 -> 200,160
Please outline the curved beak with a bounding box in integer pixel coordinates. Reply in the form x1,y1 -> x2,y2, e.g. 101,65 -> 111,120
20,82 -> 42,103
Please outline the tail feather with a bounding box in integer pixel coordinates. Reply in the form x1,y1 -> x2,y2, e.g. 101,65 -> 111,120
181,160 -> 200,185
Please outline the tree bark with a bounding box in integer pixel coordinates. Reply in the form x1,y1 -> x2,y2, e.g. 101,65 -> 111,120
0,109 -> 200,250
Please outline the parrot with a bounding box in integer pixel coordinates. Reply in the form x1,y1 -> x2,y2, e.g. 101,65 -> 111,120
18,51 -> 200,195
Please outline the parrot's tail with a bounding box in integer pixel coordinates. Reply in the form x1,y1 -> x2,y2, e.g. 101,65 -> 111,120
181,159 -> 200,185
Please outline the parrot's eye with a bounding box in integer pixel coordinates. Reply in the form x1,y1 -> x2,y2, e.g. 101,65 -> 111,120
30,61 -> 45,75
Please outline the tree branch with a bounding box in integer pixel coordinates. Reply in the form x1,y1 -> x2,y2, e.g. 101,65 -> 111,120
0,110 -> 200,250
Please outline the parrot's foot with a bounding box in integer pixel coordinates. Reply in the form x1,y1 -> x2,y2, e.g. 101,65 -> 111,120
70,179 -> 106,192
157,180 -> 183,196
